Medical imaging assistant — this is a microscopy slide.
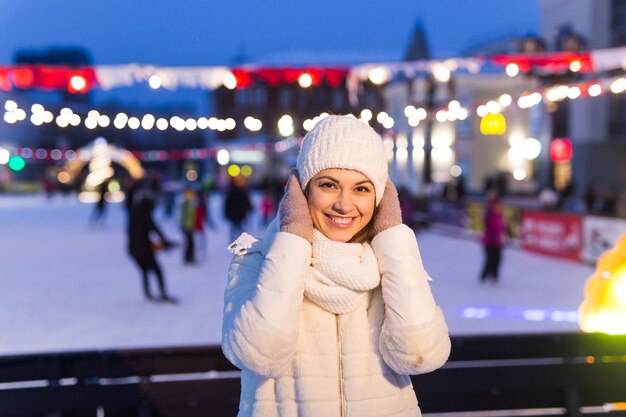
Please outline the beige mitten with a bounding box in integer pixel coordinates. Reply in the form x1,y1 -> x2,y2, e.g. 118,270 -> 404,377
278,171 -> 314,243
371,178 -> 403,236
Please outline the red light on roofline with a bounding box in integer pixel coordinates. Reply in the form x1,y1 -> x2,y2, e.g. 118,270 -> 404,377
68,75 -> 88,93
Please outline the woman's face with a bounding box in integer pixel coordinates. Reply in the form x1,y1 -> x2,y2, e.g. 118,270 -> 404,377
307,169 -> 376,242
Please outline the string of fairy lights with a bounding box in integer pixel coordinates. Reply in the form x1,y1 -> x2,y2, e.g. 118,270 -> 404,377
2,71 -> 625,137
1,53 -> 626,173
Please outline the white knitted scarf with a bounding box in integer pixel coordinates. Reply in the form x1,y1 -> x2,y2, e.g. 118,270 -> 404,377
304,229 -> 381,314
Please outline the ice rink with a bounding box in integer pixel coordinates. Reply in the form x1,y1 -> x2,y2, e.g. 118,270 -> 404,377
0,193 -> 594,355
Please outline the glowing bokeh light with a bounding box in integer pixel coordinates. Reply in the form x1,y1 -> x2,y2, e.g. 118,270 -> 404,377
197,117 -> 209,130
368,67 -> 391,85
486,100 -> 502,114
8,156 -> 25,171
186,169 -> 198,181
521,138 -> 542,160
69,75 -> 87,92
69,114 -> 81,126
568,86 -> 581,100
588,84 -> 602,97
360,109 -> 373,122
569,60 -> 582,72
244,116 -> 262,132
0,149 -> 9,164
42,111 -> 54,123
499,94 -> 512,107
432,63 -> 451,82
142,114 -> 156,130
278,115 -> 294,137
56,115 -> 69,128
227,164 -> 241,177
241,165 -> 253,177
513,168 -> 526,180
185,118 -> 197,131
57,171 -> 71,184
156,118 -> 168,130
610,78 -> 626,94
298,73 -> 313,88
4,100 -> 17,111
13,109 -> 26,121
480,113 -> 507,135
149,75 -> 162,89
98,115 -> 110,128
223,72 -> 237,90
128,117 -> 140,130
505,63 -> 519,77
85,118 -> 98,130
216,149 -> 230,166
580,236 -> 626,334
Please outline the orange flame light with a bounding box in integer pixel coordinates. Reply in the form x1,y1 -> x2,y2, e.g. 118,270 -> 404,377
579,233 -> 626,334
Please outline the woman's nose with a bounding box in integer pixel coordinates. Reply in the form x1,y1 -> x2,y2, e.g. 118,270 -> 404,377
333,191 -> 354,213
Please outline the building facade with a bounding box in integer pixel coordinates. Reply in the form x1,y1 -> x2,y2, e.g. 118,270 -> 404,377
539,0 -> 626,197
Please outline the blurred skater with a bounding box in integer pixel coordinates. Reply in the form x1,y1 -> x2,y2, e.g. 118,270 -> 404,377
127,181 -> 177,303
90,180 -> 109,225
259,188 -> 276,227
223,177 -> 253,241
480,194 -> 506,284
180,187 -> 197,265
194,189 -> 210,259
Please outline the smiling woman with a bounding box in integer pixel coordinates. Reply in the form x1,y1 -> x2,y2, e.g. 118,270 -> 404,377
306,169 -> 376,243
222,115 -> 450,417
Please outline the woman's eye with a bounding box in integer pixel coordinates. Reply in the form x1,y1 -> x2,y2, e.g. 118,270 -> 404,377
320,182 -> 337,189
355,186 -> 371,192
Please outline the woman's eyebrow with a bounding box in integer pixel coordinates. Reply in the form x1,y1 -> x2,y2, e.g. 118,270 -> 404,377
315,176 -> 338,182
315,176 -> 373,186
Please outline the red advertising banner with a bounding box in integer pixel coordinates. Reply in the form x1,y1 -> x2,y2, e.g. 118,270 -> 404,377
520,210 -> 583,261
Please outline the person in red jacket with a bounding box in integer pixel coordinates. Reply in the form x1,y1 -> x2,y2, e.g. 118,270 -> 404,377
480,194 -> 507,284
194,189 -> 209,258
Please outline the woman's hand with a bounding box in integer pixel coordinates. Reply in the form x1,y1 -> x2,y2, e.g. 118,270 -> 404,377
372,178 -> 403,236
278,170 -> 314,243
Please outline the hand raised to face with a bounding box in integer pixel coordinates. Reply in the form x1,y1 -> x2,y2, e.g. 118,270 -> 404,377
278,170 -> 314,244
371,178 -> 403,237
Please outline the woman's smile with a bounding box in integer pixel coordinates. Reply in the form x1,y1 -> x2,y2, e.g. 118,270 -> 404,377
325,214 -> 356,228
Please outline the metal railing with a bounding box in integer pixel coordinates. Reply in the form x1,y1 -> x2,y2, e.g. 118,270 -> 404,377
1,333 -> 625,417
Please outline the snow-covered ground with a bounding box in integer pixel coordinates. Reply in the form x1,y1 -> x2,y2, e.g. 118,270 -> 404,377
0,193 -> 594,356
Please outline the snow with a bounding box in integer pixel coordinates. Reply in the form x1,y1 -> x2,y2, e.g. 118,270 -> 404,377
0,193 -> 594,356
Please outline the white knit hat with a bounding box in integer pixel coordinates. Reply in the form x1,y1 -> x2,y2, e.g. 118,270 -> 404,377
296,115 -> 388,206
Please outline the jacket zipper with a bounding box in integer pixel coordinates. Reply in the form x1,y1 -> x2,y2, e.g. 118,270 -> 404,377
336,314 -> 344,417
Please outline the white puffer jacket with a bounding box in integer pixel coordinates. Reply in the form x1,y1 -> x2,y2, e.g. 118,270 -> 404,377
222,220 -> 450,417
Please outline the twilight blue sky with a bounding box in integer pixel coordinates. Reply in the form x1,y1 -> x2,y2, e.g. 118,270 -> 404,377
0,0 -> 540,66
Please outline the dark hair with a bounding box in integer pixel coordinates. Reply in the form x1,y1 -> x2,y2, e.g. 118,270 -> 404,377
304,183 -> 378,243
348,206 -> 378,243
